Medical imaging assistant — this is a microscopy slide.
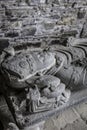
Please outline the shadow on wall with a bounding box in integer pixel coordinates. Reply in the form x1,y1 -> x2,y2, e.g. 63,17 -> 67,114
0,39 -> 9,54
0,120 -> 4,130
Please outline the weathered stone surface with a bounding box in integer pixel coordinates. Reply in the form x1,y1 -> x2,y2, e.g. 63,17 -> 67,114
43,104 -> 87,130
1,96 -> 87,130
61,119 -> 87,130
0,0 -> 86,42
0,0 -> 87,130
0,96 -> 14,129
75,103 -> 87,122
44,108 -> 80,130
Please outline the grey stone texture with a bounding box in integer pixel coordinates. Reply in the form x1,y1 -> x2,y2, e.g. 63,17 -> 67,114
44,103 -> 87,130
0,0 -> 87,130
1,96 -> 87,130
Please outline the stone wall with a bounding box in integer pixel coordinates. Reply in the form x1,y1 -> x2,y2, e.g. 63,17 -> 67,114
0,0 -> 87,48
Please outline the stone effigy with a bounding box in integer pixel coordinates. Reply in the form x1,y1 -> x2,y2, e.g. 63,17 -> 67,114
0,38 -> 87,128
0,47 -> 71,128
0,0 -> 87,129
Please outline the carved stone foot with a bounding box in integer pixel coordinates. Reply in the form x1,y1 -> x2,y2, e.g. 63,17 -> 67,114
7,121 -> 45,130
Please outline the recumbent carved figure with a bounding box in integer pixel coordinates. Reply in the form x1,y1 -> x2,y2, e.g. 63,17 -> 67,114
0,38 -> 87,127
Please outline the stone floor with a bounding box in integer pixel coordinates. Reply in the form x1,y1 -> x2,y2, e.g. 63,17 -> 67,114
44,102 -> 87,130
